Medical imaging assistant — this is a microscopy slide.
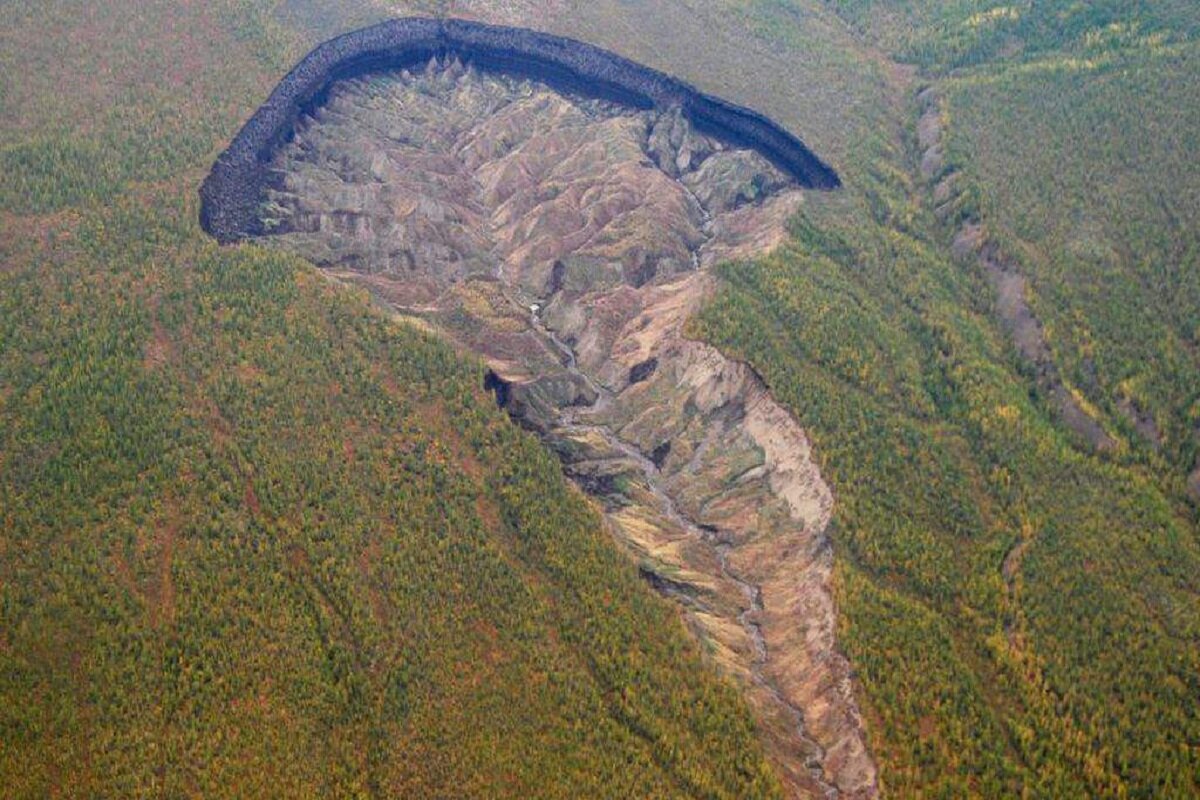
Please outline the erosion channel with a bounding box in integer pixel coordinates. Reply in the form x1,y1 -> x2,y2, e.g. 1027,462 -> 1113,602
246,56 -> 875,798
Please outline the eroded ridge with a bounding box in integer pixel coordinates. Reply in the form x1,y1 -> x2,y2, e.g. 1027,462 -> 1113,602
252,60 -> 876,798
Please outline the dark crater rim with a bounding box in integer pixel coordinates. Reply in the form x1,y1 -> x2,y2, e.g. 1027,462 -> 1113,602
199,16 -> 841,244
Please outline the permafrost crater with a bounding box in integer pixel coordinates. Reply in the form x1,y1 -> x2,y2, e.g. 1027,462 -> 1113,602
202,19 -> 876,798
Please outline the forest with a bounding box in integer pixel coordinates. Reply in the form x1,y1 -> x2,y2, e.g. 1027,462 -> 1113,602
692,0 -> 1200,795
2,0 -> 1198,797
0,1 -> 780,796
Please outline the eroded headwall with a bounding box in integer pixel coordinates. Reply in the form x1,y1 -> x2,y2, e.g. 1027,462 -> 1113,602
199,16 -> 839,243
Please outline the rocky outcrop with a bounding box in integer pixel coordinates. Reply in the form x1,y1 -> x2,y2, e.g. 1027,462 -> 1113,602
199,17 -> 839,243
215,59 -> 874,798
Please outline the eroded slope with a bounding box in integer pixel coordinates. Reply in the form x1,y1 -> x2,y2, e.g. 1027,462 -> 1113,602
253,60 -> 875,798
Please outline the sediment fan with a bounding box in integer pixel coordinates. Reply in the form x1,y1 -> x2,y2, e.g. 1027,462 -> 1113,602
199,16 -> 840,243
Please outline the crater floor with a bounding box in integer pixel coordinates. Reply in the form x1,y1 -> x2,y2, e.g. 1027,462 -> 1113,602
259,59 -> 877,798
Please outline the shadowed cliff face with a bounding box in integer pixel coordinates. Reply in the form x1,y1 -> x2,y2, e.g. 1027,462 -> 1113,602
255,60 -> 877,798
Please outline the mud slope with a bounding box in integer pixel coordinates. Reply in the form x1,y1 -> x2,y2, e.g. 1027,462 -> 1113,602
204,48 -> 874,799
199,16 -> 839,243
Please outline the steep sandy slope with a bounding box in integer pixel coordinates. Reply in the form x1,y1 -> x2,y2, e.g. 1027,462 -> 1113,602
257,60 -> 876,797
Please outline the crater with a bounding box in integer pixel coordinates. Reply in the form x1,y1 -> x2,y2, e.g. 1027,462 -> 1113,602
199,17 -> 838,244
201,20 -> 873,799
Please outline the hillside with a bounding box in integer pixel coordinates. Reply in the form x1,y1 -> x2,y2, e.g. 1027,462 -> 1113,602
689,1 -> 1200,795
421,0 -> 1200,793
0,2 -> 782,797
223,56 -> 874,796
3,0 -> 1199,798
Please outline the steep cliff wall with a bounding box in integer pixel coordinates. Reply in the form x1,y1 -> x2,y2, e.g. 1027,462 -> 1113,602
199,16 -> 839,243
